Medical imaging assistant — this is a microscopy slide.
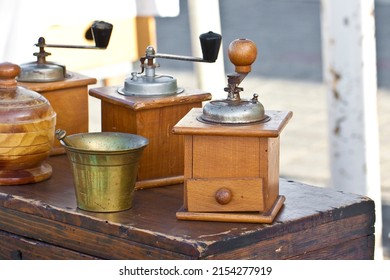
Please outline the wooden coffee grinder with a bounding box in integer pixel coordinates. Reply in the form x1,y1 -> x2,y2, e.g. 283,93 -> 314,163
89,32 -> 222,189
173,38 -> 292,223
17,21 -> 113,155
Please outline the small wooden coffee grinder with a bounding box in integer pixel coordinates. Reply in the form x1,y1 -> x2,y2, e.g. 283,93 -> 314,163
173,38 -> 292,223
89,32 -> 222,189
17,21 -> 113,155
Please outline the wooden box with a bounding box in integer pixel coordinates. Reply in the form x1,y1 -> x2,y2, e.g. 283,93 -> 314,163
89,86 -> 211,189
172,108 -> 292,223
18,71 -> 96,155
0,156 -> 375,259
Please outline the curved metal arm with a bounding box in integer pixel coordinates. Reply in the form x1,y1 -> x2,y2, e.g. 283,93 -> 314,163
148,53 -> 215,63
40,44 -> 106,50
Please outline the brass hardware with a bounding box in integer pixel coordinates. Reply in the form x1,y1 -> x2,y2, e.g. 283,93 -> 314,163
58,131 -> 148,212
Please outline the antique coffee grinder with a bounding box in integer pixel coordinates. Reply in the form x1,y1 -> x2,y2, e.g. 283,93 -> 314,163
89,31 -> 222,189
17,21 -> 113,154
173,38 -> 292,223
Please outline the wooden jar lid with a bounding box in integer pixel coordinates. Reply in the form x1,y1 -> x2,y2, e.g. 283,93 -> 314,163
0,62 -> 56,132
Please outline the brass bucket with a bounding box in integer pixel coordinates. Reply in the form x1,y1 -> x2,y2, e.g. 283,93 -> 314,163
57,130 -> 148,212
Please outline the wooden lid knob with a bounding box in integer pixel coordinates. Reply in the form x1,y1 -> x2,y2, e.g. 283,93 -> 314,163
215,188 -> 232,205
228,39 -> 257,74
0,62 -> 20,89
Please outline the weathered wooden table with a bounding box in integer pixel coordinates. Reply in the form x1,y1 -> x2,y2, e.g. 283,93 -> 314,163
0,156 -> 375,259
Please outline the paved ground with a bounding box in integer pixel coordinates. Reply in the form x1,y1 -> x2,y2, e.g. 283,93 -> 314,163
152,0 -> 390,259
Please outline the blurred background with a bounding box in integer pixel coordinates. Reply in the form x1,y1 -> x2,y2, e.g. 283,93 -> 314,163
0,0 -> 388,259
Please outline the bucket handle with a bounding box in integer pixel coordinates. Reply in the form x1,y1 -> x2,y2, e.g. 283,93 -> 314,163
55,129 -> 74,147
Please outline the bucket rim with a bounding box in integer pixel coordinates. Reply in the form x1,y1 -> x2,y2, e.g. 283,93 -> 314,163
59,132 -> 149,154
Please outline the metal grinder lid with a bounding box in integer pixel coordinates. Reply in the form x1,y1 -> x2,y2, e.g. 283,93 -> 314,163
17,61 -> 67,82
199,95 -> 268,124
117,71 -> 183,96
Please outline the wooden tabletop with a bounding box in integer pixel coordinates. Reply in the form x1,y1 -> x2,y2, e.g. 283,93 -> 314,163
0,155 -> 375,259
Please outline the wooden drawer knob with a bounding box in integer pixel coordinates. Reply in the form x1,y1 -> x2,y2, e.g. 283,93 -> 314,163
215,188 -> 232,205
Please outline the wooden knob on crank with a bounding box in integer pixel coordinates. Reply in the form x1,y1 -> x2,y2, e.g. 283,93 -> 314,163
215,188 -> 232,205
228,38 -> 257,74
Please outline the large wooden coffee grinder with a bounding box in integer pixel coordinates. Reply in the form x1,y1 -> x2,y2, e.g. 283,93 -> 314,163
89,31 -> 222,189
17,21 -> 113,154
173,39 -> 292,223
